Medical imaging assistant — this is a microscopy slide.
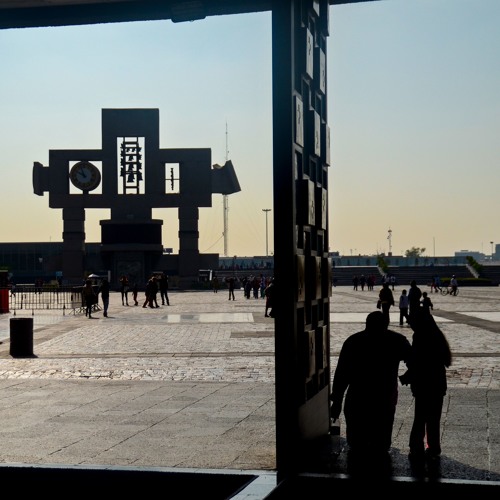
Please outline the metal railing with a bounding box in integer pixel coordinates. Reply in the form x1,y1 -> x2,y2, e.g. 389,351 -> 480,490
6,285 -> 87,315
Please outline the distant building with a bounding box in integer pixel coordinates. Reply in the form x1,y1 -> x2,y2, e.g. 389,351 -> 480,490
331,253 -> 470,268
454,250 -> 485,261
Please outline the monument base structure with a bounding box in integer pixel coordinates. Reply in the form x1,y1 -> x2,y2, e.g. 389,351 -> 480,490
33,108 -> 240,288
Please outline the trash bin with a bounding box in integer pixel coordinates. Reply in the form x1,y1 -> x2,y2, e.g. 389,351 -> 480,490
10,317 -> 34,357
0,287 -> 9,314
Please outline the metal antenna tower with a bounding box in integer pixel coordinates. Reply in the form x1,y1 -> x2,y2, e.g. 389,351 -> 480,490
223,122 -> 229,256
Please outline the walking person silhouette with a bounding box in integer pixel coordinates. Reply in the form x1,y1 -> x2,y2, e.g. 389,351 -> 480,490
82,279 -> 96,319
408,280 -> 422,325
378,282 -> 395,325
330,311 -> 411,470
400,308 -> 452,463
398,289 -> 410,326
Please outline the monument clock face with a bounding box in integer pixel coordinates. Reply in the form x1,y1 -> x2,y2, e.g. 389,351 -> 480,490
69,161 -> 101,191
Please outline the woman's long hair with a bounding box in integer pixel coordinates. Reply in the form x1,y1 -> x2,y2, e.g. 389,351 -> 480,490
411,308 -> 452,367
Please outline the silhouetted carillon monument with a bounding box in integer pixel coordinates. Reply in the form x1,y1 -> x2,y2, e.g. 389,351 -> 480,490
32,108 -> 240,287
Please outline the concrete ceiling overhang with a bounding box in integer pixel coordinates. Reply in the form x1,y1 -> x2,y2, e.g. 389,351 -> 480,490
0,0 -> 272,29
0,1 -> 373,30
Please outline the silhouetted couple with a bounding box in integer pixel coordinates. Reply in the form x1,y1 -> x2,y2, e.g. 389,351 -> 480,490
330,309 -> 451,472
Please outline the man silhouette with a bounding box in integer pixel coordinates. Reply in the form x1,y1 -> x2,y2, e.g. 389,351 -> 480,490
330,311 -> 411,459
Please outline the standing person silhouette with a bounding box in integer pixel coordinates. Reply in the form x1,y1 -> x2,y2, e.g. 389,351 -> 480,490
159,273 -> 170,305
378,282 -> 395,325
119,275 -> 129,306
400,308 -> 452,462
150,276 -> 160,308
226,276 -> 236,301
330,311 -> 411,462
82,279 -> 96,319
132,282 -> 139,306
421,292 -> 433,313
449,275 -> 458,296
359,274 -> 366,291
142,277 -> 155,308
352,275 -> 359,291
398,289 -> 410,327
390,274 -> 396,291
431,275 -> 442,293
98,277 -> 110,317
259,274 -> 266,298
434,275 -> 442,293
264,278 -> 275,318
408,280 -> 422,325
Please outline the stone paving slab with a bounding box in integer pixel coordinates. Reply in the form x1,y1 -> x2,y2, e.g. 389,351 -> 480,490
0,285 -> 498,496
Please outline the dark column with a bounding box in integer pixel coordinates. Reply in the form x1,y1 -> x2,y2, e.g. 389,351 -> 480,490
178,205 -> 200,288
272,0 -> 332,481
62,207 -> 86,284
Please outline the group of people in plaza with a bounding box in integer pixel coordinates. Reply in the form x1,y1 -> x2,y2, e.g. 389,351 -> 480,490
430,274 -> 457,295
117,273 -> 170,309
82,273 -> 171,318
331,278 -> 453,471
355,272 -> 459,298
212,274 -> 273,300
352,273 -> 399,291
376,276 -> 458,328
84,272 -> 275,319
244,275 -> 267,299
143,273 -> 170,307
220,274 -> 275,318
352,274 -> 376,291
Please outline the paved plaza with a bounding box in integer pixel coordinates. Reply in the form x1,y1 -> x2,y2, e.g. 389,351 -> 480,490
0,285 -> 498,497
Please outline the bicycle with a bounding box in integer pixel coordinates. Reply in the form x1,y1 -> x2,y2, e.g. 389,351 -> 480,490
441,286 -> 459,296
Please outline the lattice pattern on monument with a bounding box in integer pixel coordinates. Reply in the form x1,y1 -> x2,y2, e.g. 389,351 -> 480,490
294,1 -> 332,405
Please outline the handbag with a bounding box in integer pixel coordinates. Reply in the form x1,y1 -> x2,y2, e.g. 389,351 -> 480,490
376,299 -> 381,309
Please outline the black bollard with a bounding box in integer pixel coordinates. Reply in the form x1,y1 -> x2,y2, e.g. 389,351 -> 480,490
10,317 -> 34,357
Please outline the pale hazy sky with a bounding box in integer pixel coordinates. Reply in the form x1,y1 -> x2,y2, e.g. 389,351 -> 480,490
0,0 -> 499,258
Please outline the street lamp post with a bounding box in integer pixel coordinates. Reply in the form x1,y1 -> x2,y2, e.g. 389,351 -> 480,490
491,241 -> 494,260
262,209 -> 271,257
